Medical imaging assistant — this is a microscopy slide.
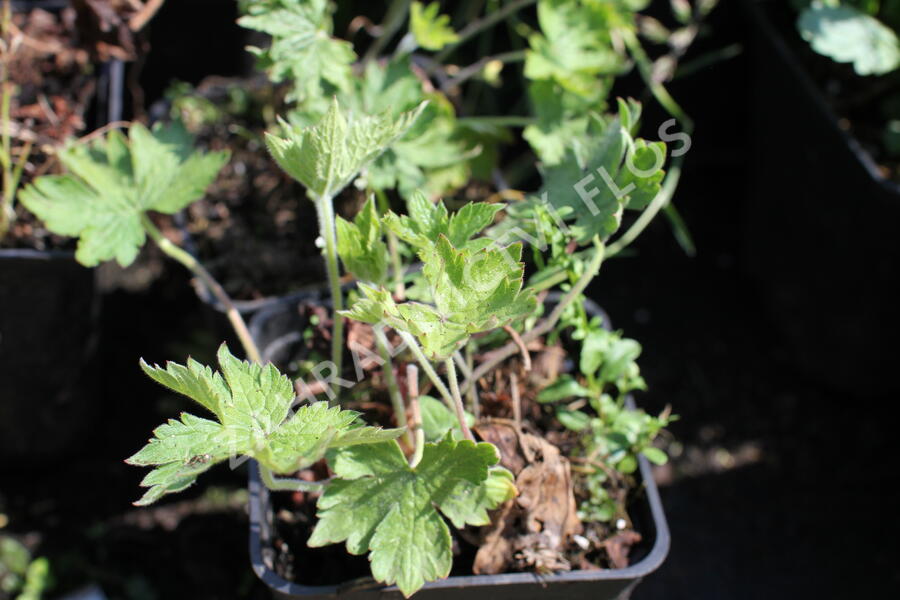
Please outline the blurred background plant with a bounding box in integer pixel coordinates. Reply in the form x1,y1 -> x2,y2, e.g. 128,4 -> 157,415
0,532 -> 50,600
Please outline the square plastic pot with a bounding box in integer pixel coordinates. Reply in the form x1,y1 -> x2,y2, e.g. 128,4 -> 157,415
0,249 -> 99,462
246,296 -> 670,599
741,0 -> 900,395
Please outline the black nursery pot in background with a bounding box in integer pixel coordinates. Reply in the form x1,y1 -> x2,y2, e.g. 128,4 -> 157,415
245,299 -> 670,600
742,0 -> 900,396
0,250 -> 99,461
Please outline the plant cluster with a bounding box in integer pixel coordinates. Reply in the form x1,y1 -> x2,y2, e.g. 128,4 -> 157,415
7,0 -> 715,595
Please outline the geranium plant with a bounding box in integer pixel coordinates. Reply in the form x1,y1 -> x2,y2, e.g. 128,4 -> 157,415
11,0 -> 710,596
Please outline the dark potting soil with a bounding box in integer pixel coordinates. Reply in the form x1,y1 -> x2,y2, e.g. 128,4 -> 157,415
162,75 -> 327,300
1,7 -> 97,252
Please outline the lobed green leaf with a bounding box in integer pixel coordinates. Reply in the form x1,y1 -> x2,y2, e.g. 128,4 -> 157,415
18,122 -> 227,267
336,196 -> 389,284
309,437 -> 510,597
266,98 -> 426,199
128,344 -> 403,504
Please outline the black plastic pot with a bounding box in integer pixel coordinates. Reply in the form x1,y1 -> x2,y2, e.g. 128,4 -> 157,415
0,250 -> 99,462
0,0 -> 119,460
246,296 -> 670,599
742,0 -> 900,395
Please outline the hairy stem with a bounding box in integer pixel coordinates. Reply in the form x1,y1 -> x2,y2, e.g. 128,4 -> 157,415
314,194 -> 344,396
141,214 -> 262,363
259,465 -> 329,492
461,237 -> 605,393
406,363 -> 424,468
375,188 -> 406,299
374,327 -> 412,447
397,331 -> 455,412
445,358 -> 474,442
465,344 -> 480,419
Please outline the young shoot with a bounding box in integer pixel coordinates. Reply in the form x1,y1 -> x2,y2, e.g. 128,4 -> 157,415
265,98 -> 425,395
341,195 -> 535,441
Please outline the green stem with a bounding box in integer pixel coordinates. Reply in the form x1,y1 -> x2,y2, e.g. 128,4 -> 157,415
362,0 -> 412,64
606,157 -> 682,258
445,358 -> 474,442
398,331 -> 456,412
374,327 -> 412,447
140,214 -> 262,364
314,194 -> 344,396
429,0 -> 537,70
375,188 -> 406,299
621,27 -> 694,133
461,237 -> 605,393
259,464 -> 329,492
452,351 -> 472,379
440,49 -> 526,91
465,344 -> 479,419
406,363 -> 424,468
410,420 -> 425,468
0,37 -> 12,240
456,115 -> 535,128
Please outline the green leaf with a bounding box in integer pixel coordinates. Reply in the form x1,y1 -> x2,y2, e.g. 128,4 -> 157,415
556,407 -> 592,431
422,235 -> 536,333
523,80 -> 596,165
537,375 -> 592,403
538,108 -> 666,243
341,282 -> 471,359
293,58 -> 476,200
336,196 -> 389,284
599,336 -> 642,383
438,465 -> 517,528
238,0 -> 356,103
266,98 -> 426,198
128,344 -> 403,505
383,191 -> 503,251
376,95 -> 478,199
18,122 -> 227,267
641,446 -> 668,466
410,2 -> 459,51
342,231 -> 535,359
525,0 -> 627,100
617,454 -> 638,473
798,5 -> 900,76
309,437 -> 509,597
419,395 -> 475,441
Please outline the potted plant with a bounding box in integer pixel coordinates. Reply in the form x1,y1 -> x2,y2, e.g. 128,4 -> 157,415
18,72 -> 677,600
741,0 -> 900,395
15,0 -> 715,596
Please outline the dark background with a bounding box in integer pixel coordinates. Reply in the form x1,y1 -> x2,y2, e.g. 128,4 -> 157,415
2,1 -> 899,598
